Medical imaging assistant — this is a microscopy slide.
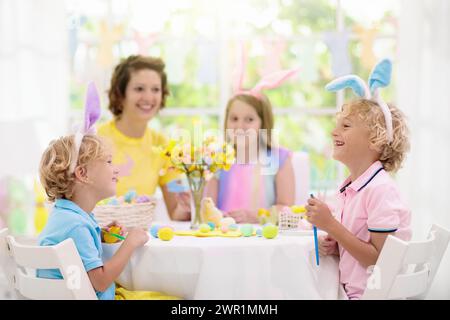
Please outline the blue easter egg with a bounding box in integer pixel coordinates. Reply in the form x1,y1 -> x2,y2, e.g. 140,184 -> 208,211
229,224 -> 238,231
150,225 -> 161,238
108,198 -> 119,205
207,222 -> 215,230
256,229 -> 262,237
124,189 -> 137,203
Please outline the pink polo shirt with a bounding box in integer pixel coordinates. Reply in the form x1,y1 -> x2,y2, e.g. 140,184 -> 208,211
335,161 -> 411,299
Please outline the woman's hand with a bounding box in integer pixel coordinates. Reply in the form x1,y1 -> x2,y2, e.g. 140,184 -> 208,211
171,192 -> 191,220
305,197 -> 336,232
318,235 -> 339,257
227,209 -> 258,223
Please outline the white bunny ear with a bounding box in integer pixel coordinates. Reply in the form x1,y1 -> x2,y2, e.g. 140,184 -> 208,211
325,75 -> 371,99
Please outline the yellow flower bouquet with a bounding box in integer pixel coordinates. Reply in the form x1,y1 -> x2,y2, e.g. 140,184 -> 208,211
160,136 -> 235,229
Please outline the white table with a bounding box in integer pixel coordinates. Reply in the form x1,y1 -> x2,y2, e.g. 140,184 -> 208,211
102,222 -> 341,300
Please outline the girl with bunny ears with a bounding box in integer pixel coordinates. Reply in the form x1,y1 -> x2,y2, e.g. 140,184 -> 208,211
305,60 -> 412,299
205,47 -> 298,223
38,83 -> 177,300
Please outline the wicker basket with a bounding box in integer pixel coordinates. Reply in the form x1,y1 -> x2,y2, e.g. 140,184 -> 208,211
93,200 -> 156,230
278,209 -> 303,231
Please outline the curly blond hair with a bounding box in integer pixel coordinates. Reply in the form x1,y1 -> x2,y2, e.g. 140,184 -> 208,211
39,135 -> 109,202
340,99 -> 410,173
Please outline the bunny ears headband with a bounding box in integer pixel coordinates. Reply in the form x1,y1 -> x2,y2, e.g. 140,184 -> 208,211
69,82 -> 101,174
233,43 -> 299,99
325,59 -> 394,143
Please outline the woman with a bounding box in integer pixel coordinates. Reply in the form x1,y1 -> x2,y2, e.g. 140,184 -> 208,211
98,55 -> 190,220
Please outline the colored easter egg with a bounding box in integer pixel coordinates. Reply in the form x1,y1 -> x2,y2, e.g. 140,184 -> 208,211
229,224 -> 238,231
220,225 -> 229,233
220,217 -> 236,228
124,189 -> 137,203
256,228 -> 262,237
104,226 -> 122,243
207,222 -> 216,230
240,224 -> 254,237
199,224 -> 211,233
150,225 -> 162,238
108,198 -> 119,205
158,227 -> 174,241
262,224 -> 278,239
136,195 -> 151,203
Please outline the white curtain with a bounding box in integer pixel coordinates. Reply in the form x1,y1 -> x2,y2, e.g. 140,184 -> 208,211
397,0 -> 450,299
0,0 -> 69,151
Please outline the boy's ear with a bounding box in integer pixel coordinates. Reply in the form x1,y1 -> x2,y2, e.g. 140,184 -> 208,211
368,141 -> 382,154
74,165 -> 89,183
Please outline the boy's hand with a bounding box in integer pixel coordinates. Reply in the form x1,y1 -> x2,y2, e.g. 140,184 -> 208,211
104,220 -> 127,236
305,198 -> 336,232
318,235 -> 339,257
124,228 -> 149,248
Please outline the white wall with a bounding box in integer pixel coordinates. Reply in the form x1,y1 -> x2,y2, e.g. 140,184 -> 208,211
397,0 -> 450,299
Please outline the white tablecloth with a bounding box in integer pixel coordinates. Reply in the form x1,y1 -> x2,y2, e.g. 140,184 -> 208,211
102,222 -> 341,300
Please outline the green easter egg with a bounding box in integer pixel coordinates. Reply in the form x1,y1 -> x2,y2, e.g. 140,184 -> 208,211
240,224 -> 254,237
262,224 -> 278,239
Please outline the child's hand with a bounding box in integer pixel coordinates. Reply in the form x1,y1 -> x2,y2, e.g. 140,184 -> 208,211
104,220 -> 127,236
124,228 -> 149,249
227,210 -> 258,223
305,198 -> 336,232
318,235 -> 339,257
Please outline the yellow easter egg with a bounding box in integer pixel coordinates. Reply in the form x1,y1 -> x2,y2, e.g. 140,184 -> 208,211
104,226 -> 121,243
158,227 -> 174,241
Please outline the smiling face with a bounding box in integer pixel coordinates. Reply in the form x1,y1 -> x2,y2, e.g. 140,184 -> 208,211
331,112 -> 375,166
121,69 -> 163,123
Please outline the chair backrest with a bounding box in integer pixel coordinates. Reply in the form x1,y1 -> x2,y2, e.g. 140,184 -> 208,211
0,228 -> 18,299
362,224 -> 450,300
4,232 -> 97,300
291,151 -> 310,206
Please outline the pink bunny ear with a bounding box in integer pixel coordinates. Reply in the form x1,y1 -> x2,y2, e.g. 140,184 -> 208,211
249,68 -> 299,97
232,41 -> 248,94
84,82 -> 101,134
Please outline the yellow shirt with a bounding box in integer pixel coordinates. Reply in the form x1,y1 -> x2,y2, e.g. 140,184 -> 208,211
98,120 -> 179,196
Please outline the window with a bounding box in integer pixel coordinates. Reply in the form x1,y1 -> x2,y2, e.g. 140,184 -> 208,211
66,0 -> 399,193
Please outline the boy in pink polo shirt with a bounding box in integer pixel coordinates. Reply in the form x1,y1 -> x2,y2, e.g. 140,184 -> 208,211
305,60 -> 411,299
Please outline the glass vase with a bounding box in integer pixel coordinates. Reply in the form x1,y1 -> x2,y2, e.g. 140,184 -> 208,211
188,177 -> 205,230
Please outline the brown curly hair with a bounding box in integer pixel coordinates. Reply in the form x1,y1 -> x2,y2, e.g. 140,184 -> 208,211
339,99 -> 410,173
224,93 -> 275,148
39,135 -> 109,202
108,55 -> 170,118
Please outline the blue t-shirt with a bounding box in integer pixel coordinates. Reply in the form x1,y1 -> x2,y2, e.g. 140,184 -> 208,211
37,199 -> 115,300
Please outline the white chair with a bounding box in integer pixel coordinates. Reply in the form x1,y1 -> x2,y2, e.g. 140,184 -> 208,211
1,228 -> 97,300
0,228 -> 18,299
291,151 -> 310,205
362,224 -> 450,300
